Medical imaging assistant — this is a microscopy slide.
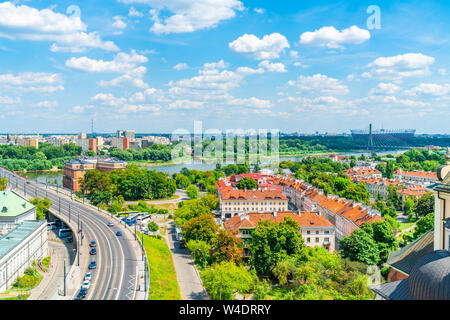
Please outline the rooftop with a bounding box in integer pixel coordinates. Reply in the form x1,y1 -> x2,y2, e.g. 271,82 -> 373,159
0,220 -> 46,260
0,190 -> 35,218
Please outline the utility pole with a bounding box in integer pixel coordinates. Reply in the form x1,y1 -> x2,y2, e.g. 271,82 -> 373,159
80,221 -> 83,246
77,234 -> 80,266
69,203 -> 71,223
141,232 -> 144,261
63,259 -> 66,296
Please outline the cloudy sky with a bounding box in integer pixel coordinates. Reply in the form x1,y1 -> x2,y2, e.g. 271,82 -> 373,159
0,0 -> 449,134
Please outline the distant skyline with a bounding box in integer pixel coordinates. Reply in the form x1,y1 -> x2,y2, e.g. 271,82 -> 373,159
0,0 -> 449,134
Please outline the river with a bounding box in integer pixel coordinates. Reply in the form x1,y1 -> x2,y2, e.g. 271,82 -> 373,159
22,149 -> 408,183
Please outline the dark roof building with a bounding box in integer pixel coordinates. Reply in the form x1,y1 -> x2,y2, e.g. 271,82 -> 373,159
371,250 -> 450,300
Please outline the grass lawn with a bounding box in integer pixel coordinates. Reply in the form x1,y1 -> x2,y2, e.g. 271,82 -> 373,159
397,222 -> 415,231
150,203 -> 178,211
138,232 -> 182,300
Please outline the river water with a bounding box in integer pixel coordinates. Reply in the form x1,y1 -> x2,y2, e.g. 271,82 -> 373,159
22,149 -> 408,184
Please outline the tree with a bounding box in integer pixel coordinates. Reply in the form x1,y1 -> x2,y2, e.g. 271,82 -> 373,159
236,177 -> 258,190
30,197 -> 52,220
339,229 -> 380,266
248,217 -> 304,276
182,213 -> 218,244
0,177 -> 7,191
201,261 -> 255,300
186,240 -> 211,268
414,193 -> 434,218
413,212 -> 434,239
385,160 -> 395,179
174,173 -> 191,189
186,184 -> 200,199
147,221 -> 159,232
340,183 -> 370,205
210,229 -> 243,264
361,221 -> 398,263
403,198 -> 415,216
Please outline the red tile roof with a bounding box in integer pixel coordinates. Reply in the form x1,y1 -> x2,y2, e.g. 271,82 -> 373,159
221,189 -> 287,200
394,169 -> 438,179
223,211 -> 334,234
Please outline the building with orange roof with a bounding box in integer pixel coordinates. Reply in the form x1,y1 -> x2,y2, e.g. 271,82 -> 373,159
219,189 -> 288,219
344,166 -> 382,178
272,174 -> 383,244
397,185 -> 431,207
351,176 -> 402,200
394,169 -> 438,184
223,211 -> 336,253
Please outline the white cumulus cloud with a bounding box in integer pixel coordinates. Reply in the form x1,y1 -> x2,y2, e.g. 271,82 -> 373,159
229,33 -> 290,60
299,25 -> 370,49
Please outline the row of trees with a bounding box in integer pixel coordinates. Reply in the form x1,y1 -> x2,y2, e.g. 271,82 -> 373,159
375,149 -> 446,178
107,144 -> 173,162
79,165 -> 177,206
0,143 -> 82,171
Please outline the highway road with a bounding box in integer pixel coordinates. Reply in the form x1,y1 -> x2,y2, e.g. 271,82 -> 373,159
0,167 -> 140,300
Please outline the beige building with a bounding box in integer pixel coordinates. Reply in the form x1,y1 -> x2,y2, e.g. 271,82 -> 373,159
432,149 -> 450,251
223,211 -> 336,253
219,190 -> 288,219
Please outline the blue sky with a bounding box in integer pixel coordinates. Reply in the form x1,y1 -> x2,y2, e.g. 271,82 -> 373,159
0,0 -> 449,134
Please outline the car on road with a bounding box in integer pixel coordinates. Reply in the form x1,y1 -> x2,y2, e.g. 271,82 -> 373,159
88,261 -> 97,270
84,272 -> 92,281
107,222 -> 114,227
89,240 -> 96,247
75,289 -> 87,300
116,231 -> 122,236
81,280 -> 90,290
89,248 -> 97,255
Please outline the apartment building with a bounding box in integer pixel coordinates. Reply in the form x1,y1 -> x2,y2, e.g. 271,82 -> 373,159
63,157 -> 127,192
0,220 -> 48,292
344,166 -> 382,178
0,190 -> 37,236
350,176 -> 402,200
397,185 -> 431,206
394,169 -> 438,184
219,189 -> 288,219
223,211 -> 336,253
273,175 -> 383,243
110,137 -> 130,151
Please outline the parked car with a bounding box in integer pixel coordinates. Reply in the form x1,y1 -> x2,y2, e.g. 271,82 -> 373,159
89,240 -> 96,247
84,272 -> 92,281
75,289 -> 87,300
107,222 -> 114,227
81,280 -> 90,290
88,261 -> 97,270
89,248 -> 97,255
116,231 -> 122,236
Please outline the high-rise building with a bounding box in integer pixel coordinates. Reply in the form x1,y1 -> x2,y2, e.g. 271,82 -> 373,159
124,130 -> 135,139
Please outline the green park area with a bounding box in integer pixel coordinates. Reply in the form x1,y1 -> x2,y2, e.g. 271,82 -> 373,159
138,232 -> 182,300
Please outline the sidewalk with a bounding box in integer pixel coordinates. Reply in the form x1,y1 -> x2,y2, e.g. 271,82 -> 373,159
163,221 -> 209,300
28,238 -> 75,300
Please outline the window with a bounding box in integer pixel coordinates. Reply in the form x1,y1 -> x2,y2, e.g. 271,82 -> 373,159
306,237 -> 310,243
306,230 -> 310,235
316,237 -> 319,243
324,237 -> 330,243
325,230 -> 329,235
316,231 -> 319,235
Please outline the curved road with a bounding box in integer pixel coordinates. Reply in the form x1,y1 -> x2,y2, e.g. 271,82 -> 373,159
0,167 -> 139,300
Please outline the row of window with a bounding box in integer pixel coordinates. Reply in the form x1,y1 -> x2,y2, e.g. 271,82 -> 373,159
305,230 -> 330,235
223,207 -> 285,212
305,237 -> 330,243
